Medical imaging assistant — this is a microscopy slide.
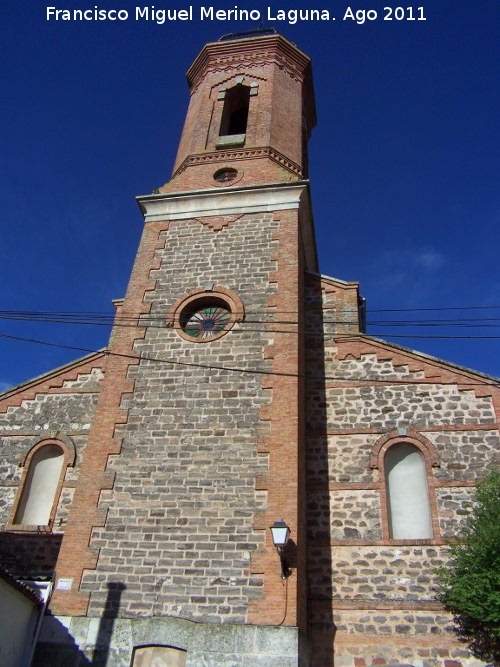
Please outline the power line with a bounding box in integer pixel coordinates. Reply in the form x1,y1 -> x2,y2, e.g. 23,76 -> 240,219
1,332 -> 499,388
2,304 -> 500,321
2,311 -> 500,335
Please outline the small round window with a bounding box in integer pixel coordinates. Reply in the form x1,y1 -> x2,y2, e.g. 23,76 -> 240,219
213,167 -> 238,184
181,300 -> 231,340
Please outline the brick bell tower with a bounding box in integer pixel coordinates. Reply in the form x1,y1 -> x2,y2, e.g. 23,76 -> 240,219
50,30 -> 317,665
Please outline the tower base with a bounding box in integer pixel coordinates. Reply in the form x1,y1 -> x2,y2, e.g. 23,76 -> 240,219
34,615 -> 311,667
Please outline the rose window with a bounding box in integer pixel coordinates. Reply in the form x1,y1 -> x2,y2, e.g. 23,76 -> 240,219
182,304 -> 231,340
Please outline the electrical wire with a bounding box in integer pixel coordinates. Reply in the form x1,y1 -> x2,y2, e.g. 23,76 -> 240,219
2,310 -> 500,338
1,331 -> 499,388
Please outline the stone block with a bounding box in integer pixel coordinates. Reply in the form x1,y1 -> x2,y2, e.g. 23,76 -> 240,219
254,625 -> 299,655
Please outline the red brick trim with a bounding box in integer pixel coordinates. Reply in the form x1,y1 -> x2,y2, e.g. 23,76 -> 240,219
7,437 -> 74,532
50,221 -> 168,615
186,35 -> 312,91
334,336 -> 500,398
248,209 -> 306,629
370,429 -> 440,469
170,146 -> 303,180
0,353 -> 106,414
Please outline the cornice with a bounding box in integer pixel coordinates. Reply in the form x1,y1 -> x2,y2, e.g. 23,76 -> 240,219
187,34 -> 312,92
136,182 -> 309,222
0,350 -> 107,408
170,145 -> 303,179
137,180 -> 318,272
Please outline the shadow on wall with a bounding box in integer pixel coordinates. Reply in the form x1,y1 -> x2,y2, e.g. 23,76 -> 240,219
0,532 -> 62,578
33,582 -> 126,666
305,274 -> 336,666
32,614 -> 93,666
92,582 -> 126,665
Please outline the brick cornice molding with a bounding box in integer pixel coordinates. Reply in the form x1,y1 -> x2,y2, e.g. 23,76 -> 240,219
170,146 -> 303,180
187,34 -> 313,91
335,334 -> 500,397
0,352 -> 106,414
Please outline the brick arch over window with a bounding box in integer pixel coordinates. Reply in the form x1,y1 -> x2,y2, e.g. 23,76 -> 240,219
371,430 -> 441,543
370,428 -> 440,470
167,285 -> 245,343
8,437 -> 75,530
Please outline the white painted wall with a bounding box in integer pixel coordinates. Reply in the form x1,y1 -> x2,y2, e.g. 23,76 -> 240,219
0,579 -> 39,667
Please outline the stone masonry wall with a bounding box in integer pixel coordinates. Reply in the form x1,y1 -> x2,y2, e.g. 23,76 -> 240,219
305,279 -> 500,666
310,545 -> 443,603
82,212 -> 278,624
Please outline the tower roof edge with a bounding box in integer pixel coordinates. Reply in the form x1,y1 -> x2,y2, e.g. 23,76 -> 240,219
186,32 -> 316,132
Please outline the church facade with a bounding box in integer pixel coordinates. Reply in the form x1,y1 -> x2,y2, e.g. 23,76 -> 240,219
1,31 -> 499,667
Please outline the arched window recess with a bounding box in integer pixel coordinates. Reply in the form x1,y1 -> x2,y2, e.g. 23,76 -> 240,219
217,82 -> 251,148
371,429 -> 440,542
8,437 -> 74,531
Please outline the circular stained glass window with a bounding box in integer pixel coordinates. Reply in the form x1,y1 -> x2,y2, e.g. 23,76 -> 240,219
213,168 -> 238,183
182,302 -> 231,340
170,288 -> 244,343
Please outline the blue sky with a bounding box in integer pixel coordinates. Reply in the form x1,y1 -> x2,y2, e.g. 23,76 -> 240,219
1,0 -> 499,390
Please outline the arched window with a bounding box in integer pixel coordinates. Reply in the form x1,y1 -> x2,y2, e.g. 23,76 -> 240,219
384,443 -> 433,539
14,444 -> 65,526
219,85 -> 250,137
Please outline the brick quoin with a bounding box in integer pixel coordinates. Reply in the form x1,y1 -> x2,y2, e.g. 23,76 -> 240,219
51,222 -> 168,615
249,208 -> 306,628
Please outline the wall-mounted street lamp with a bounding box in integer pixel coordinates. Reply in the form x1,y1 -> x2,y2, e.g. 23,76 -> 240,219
270,519 -> 291,579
